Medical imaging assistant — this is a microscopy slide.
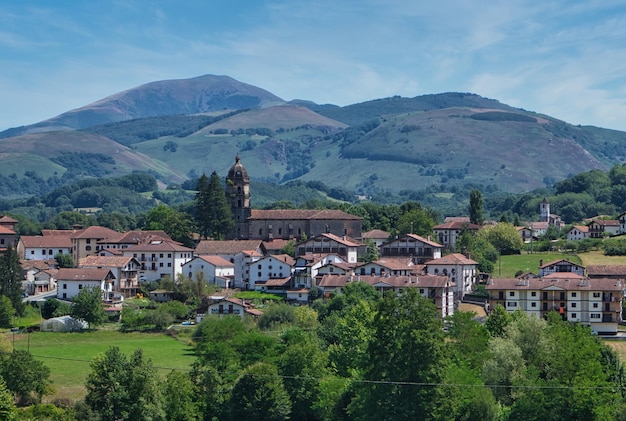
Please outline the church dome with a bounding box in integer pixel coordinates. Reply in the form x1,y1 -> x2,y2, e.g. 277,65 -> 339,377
227,154 -> 249,179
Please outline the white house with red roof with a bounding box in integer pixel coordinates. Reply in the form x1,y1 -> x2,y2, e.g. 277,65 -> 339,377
79,255 -> 141,298
587,219 -> 621,238
433,221 -> 480,250
565,225 -> 589,241
182,255 -> 235,289
194,239 -> 265,288
196,297 -> 262,322
360,229 -> 390,248
424,253 -> 478,300
293,253 -> 349,288
295,233 -> 361,263
486,273 -> 624,334
122,240 -> 194,282
56,268 -> 116,302
17,235 -> 72,260
247,254 -> 295,290
355,257 -> 420,277
379,233 -> 443,264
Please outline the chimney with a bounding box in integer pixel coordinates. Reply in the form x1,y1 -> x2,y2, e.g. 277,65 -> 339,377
343,228 -> 347,241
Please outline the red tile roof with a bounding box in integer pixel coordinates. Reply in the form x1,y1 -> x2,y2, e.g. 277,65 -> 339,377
250,209 -> 361,220
79,255 -> 135,268
427,253 -> 478,265
433,222 -> 481,230
486,277 -> 623,291
20,235 -> 72,248
56,268 -> 114,281
195,239 -> 263,255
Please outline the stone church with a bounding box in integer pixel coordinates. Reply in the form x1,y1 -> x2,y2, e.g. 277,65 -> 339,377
225,155 -> 362,241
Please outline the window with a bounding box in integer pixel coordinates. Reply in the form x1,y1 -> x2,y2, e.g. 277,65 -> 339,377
571,302 -> 577,308
258,264 -> 262,269
507,302 -> 517,307
593,292 -> 601,298
591,314 -> 601,319
531,302 -> 536,307
167,263 -> 172,267
78,284 -> 82,289
571,313 -> 577,318
62,293 -> 66,299
63,284 -> 67,289
571,292 -> 577,298
160,254 -> 164,258
531,291 -> 537,297
86,246 -> 92,251
509,291 -> 515,297
48,249 -> 53,255
593,303 -> 599,308
30,250 -> 34,255
86,239 -> 91,244
159,263 -> 164,267
258,272 -> 262,277
419,289 -> 425,294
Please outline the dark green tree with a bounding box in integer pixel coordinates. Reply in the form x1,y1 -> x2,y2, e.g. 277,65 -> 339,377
363,238 -> 380,262
349,289 -> 450,420
0,296 -> 15,328
164,370 -> 200,421
0,245 -> 25,316
143,204 -> 193,247
85,346 -> 165,421
195,171 -> 234,240
70,286 -> 107,329
469,189 -> 484,225
54,252 -> 75,268
0,350 -> 51,405
227,362 -> 292,421
0,377 -> 17,419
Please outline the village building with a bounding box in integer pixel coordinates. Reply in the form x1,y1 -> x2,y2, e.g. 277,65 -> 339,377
424,253 -> 478,300
316,260 -> 356,277
70,226 -> 122,264
122,240 -> 194,283
0,215 -> 17,251
225,155 -> 362,240
538,259 -> 585,277
96,230 -> 172,251
587,219 -> 620,238
195,297 -> 262,322
379,233 -> 443,264
246,254 -> 295,290
566,225 -> 590,241
432,221 -> 480,250
17,235 -> 72,260
360,229 -> 390,248
56,268 -> 117,302
79,255 -> 141,298
194,239 -> 265,288
586,265 -> 626,279
182,255 -> 235,289
295,233 -> 360,263
354,257 -> 420,277
485,274 -> 624,334
293,253 -> 349,288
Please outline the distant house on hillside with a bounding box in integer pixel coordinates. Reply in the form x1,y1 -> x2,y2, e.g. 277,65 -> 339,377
433,221 -> 480,250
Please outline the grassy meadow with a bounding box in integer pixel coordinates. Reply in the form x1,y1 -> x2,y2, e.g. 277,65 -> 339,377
6,329 -> 197,402
496,252 -> 582,278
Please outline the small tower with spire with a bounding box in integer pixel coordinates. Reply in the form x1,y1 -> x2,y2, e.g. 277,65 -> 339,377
226,154 -> 251,238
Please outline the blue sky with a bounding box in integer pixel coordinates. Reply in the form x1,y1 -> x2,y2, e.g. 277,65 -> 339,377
2,0 -> 626,131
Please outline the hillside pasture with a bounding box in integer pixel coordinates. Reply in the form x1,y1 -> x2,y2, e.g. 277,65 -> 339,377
496,252 -> 582,278
8,329 -> 196,402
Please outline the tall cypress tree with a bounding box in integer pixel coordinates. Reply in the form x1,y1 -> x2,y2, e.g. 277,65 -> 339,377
0,245 -> 24,316
194,173 -> 212,239
195,172 -> 234,240
469,189 -> 484,225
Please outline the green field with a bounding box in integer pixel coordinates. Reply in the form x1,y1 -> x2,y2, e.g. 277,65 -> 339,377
7,329 -> 197,402
496,252 -> 582,278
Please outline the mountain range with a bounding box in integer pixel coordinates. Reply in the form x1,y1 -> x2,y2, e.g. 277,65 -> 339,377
2,74 -> 626,198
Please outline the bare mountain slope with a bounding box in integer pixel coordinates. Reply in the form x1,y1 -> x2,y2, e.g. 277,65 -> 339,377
5,75 -> 284,135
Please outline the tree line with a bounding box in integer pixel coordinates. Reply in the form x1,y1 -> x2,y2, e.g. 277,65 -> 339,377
2,284 -> 625,420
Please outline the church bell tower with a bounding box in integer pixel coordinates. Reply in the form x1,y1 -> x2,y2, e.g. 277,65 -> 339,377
226,154 -> 251,239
